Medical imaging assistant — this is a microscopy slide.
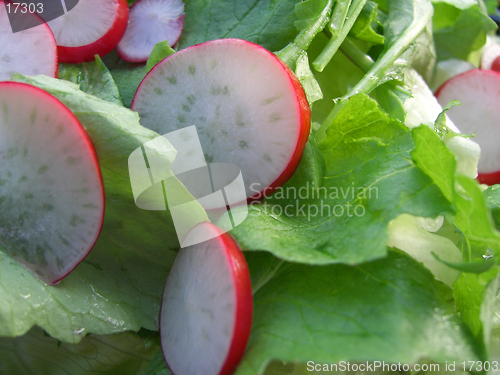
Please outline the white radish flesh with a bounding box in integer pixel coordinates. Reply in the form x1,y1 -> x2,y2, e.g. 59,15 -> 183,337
0,82 -> 105,284
0,1 -> 58,81
436,69 -> 500,185
132,39 -> 310,201
117,0 -> 185,63
160,222 -> 253,375
46,0 -> 129,63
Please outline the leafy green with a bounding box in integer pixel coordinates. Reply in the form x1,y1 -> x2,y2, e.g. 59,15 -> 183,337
452,176 -> 500,255
146,42 -> 176,73
234,251 -> 483,374
411,125 -> 456,203
276,0 -> 335,69
307,33 -> 365,124
432,252 -> 495,273
433,4 -> 497,61
144,351 -> 173,375
387,214 -> 461,286
2,74 -> 207,343
315,0 -> 434,138
294,52 -> 324,106
58,56 -> 123,106
177,0 -> 300,52
0,327 -> 159,375
454,265 -> 499,356
349,1 -> 385,44
484,185 -> 500,230
220,94 -> 452,264
484,0 -> 499,14
0,238 -> 168,343
374,79 -> 411,122
101,51 -> 147,108
346,0 -> 434,94
312,0 -> 368,71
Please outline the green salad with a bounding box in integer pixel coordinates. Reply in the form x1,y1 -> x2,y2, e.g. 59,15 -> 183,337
2,0 -> 500,374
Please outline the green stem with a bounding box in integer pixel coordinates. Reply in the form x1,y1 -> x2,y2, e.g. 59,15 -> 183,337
329,0 -> 352,38
313,97 -> 347,143
339,36 -> 374,73
314,38 -> 372,142
312,0 -> 367,72
316,1 -> 433,137
275,0 -> 334,69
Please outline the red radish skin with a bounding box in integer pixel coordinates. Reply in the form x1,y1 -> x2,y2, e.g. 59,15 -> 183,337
160,222 -> 253,375
48,0 -> 129,63
478,170 -> 500,185
491,56 -> 500,73
117,0 -> 185,63
0,82 -> 105,284
254,61 -> 311,201
216,229 -> 253,375
435,69 -> 500,186
132,39 -> 311,205
0,1 -> 58,80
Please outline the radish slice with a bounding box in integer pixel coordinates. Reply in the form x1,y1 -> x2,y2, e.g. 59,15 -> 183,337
0,1 -> 58,81
46,0 -> 129,63
160,222 -> 253,375
435,69 -> 500,185
0,82 -> 105,284
117,0 -> 185,63
132,39 -> 311,201
481,43 -> 500,73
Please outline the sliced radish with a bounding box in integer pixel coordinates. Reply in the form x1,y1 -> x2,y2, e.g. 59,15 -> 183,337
435,69 -> 500,185
0,1 -> 58,81
160,222 -> 253,375
46,0 -> 129,63
0,82 -> 105,284
132,39 -> 311,201
116,0 -> 185,63
481,43 -> 500,73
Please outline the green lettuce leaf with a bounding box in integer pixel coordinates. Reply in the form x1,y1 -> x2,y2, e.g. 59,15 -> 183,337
276,0 -> 335,69
100,51 -> 147,108
146,42 -> 176,73
234,250 -> 484,374
452,176 -> 500,255
387,214 -> 461,286
294,51 -> 324,106
1,75 -> 207,343
453,264 -> 499,357
349,1 -> 385,44
307,33 -> 365,124
177,0 -> 300,52
144,351 -> 173,375
484,185 -> 500,230
58,56 -> 123,106
139,251 -> 484,375
484,0 -> 499,14
433,4 -> 497,61
314,0 -> 434,138
220,94 -> 452,264
411,125 -> 456,203
0,327 -> 159,375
